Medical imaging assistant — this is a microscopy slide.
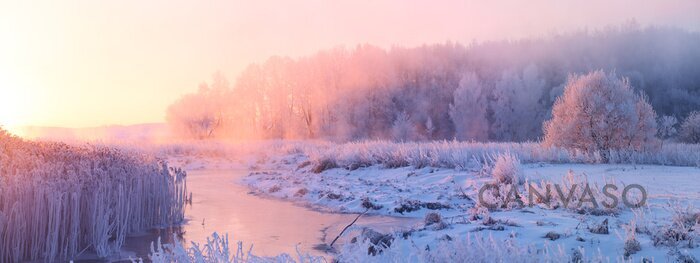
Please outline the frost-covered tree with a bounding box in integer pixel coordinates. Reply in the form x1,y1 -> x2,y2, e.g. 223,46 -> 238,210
490,65 -> 546,141
657,115 -> 678,139
519,65 -> 548,139
391,112 -> 415,141
165,25 -> 700,141
543,71 -> 660,156
425,117 -> 435,139
166,73 -> 231,139
449,72 -> 489,141
679,111 -> 700,143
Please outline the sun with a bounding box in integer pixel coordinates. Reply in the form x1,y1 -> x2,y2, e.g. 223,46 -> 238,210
0,73 -> 28,136
0,98 -> 22,136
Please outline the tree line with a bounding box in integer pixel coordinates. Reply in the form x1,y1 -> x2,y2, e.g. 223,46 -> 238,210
167,24 -> 700,142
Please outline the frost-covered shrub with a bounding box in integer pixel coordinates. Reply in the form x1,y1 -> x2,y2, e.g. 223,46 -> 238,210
589,218 -> 610,235
543,71 -> 660,159
491,152 -> 524,185
424,212 -> 447,230
0,129 -> 187,262
622,221 -> 641,258
658,115 -> 679,139
525,170 -> 621,214
424,212 -> 443,225
303,140 -> 700,170
310,158 -> 338,173
652,204 -> 698,248
680,111 -> 700,144
147,231 -> 610,263
338,232 -> 607,262
476,153 -> 527,211
144,232 -> 324,263
391,112 -> 417,142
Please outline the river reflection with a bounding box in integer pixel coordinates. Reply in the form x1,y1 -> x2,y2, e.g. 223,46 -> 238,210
117,169 -> 419,261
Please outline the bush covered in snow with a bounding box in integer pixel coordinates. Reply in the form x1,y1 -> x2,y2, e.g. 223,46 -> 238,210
338,232 -> 606,262
652,204 -> 699,249
543,70 -> 660,158
679,111 -> 700,144
148,232 -> 607,263
391,112 -> 418,142
491,153 -> 524,185
658,115 -> 679,140
0,129 -> 187,262
143,232 -> 324,263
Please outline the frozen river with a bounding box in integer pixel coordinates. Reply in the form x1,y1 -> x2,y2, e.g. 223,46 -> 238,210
117,169 -> 419,260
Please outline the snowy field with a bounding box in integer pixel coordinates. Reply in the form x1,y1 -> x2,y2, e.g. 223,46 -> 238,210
9,136 -> 696,262
235,141 -> 700,262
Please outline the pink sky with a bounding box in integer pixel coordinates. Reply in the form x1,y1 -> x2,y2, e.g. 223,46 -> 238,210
1,0 -> 698,129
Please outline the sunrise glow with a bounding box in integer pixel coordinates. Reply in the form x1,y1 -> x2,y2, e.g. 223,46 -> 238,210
0,70 -> 27,135
1,1 -> 699,262
1,1 -> 699,129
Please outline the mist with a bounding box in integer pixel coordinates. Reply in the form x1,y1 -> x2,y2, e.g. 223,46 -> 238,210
4,2 -> 700,261
166,24 -> 700,142
2,0 -> 699,128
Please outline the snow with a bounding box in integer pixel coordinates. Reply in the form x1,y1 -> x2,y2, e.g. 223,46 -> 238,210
242,148 -> 700,261
523,163 -> 700,207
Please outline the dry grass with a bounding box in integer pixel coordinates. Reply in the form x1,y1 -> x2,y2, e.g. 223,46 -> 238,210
303,140 -> 700,171
0,130 -> 187,262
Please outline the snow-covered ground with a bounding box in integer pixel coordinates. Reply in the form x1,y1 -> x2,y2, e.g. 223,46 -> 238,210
243,148 -> 700,262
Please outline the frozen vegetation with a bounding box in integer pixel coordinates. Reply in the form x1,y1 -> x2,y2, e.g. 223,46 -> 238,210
300,140 -> 700,169
140,232 -> 324,263
143,231 -> 597,263
0,129 -> 187,262
4,21 -> 700,263
127,138 -> 700,262
680,111 -> 700,144
543,71 -> 659,155
166,25 -> 700,143
11,65 -> 697,262
242,140 -> 700,262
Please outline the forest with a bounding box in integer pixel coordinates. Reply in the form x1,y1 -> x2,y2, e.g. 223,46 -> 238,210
167,24 -> 700,142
